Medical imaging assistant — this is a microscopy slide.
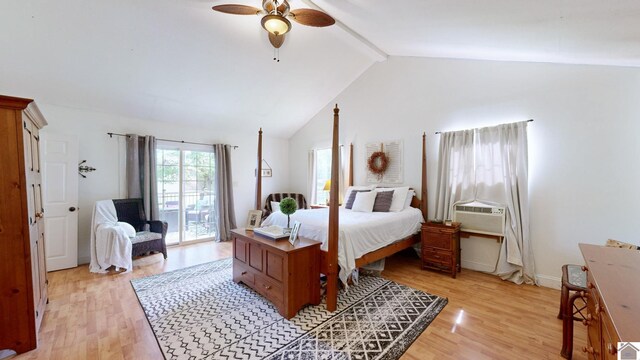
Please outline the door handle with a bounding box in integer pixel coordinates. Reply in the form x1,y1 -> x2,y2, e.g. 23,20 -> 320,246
69,207 -> 77,212
35,212 -> 44,219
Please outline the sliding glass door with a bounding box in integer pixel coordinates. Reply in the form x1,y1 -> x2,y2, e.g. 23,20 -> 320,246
157,144 -> 216,245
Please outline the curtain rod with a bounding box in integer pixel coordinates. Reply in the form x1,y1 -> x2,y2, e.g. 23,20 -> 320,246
434,119 -> 534,135
107,132 -> 239,149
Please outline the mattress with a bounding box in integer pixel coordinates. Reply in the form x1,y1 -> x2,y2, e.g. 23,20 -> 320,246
261,207 -> 424,284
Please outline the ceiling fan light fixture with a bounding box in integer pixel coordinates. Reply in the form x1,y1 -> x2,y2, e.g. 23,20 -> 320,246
261,14 -> 291,35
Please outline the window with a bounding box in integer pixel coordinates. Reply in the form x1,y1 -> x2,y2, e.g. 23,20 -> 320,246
156,144 -> 216,245
315,148 -> 332,205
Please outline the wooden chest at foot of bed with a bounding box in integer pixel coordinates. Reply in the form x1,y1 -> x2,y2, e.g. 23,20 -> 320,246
421,222 -> 461,278
231,229 -> 322,319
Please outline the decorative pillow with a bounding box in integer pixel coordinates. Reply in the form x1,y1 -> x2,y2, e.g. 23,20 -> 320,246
270,201 -> 281,212
343,185 -> 376,207
380,186 -> 409,212
373,190 -> 394,212
403,189 -> 416,209
117,221 -> 136,238
351,191 -> 376,212
345,190 -> 371,209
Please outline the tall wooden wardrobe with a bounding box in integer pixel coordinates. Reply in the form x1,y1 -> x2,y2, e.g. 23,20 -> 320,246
0,95 -> 48,354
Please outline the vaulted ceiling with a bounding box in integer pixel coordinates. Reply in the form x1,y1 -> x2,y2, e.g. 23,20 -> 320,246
1,0 -> 639,137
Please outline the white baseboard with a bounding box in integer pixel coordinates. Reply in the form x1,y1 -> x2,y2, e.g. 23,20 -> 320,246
535,274 -> 561,290
462,260 -> 561,290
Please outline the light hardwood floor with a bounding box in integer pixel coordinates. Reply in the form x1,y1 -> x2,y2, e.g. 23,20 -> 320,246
16,242 -> 587,360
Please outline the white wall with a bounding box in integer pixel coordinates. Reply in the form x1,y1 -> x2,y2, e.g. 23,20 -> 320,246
40,104 -> 290,265
289,56 -> 640,288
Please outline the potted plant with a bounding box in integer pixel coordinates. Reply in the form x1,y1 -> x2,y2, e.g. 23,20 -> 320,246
279,197 -> 297,233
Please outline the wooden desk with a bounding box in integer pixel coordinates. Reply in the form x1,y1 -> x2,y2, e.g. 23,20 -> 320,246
231,229 -> 321,319
579,244 -> 640,359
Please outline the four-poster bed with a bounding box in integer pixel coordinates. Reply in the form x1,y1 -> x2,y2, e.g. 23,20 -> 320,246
254,105 -> 428,312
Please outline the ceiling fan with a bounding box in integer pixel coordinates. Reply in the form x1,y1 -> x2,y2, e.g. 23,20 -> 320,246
212,0 -> 335,50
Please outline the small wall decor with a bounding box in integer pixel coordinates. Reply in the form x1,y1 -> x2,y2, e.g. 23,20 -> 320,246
78,160 -> 97,178
367,150 -> 389,179
256,159 -> 273,177
366,140 -> 403,184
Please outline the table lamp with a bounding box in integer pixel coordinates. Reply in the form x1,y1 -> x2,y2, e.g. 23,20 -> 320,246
323,180 -> 331,205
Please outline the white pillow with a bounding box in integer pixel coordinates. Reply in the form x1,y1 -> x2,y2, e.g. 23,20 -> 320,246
271,201 -> 280,212
343,185 -> 375,207
380,186 -> 409,212
351,191 -> 376,212
404,189 -> 416,209
117,221 -> 136,238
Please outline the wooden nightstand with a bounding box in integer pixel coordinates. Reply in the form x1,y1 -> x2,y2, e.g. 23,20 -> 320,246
310,204 -> 329,209
421,222 -> 461,278
231,229 -> 321,319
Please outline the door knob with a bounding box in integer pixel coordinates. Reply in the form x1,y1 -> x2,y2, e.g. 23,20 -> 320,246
35,212 -> 44,219
69,207 -> 76,212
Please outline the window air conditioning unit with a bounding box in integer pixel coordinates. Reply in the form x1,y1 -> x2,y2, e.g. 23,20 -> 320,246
452,201 -> 506,237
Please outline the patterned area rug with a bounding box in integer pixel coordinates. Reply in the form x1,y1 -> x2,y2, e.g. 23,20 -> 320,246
131,258 -> 447,360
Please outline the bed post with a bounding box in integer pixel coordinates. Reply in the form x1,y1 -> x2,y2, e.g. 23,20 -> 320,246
256,128 -> 263,210
327,105 -> 340,312
348,143 -> 354,187
421,132 -> 428,221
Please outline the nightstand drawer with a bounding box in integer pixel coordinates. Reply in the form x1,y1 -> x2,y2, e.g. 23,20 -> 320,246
427,227 -> 458,235
422,248 -> 452,265
424,232 -> 451,250
423,260 -> 451,271
233,262 -> 255,286
255,274 -> 284,305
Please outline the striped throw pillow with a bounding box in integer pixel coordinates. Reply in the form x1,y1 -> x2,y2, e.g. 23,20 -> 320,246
373,190 -> 394,212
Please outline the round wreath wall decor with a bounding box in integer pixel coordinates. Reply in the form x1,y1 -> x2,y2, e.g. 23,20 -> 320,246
367,151 -> 389,178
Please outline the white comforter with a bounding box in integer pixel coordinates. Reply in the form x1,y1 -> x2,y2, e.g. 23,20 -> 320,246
261,207 -> 423,284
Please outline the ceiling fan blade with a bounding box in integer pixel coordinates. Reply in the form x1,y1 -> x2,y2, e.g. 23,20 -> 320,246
268,32 -> 285,48
289,8 -> 335,27
212,4 -> 263,15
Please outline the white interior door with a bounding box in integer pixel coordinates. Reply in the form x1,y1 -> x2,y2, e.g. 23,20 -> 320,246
42,133 -> 79,271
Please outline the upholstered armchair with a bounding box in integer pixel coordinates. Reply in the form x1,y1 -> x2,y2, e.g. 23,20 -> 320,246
262,193 -> 308,220
112,198 -> 168,259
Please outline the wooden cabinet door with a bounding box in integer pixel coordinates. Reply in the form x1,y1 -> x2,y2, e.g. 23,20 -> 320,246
249,243 -> 263,272
24,121 -> 47,333
234,237 -> 248,263
265,250 -> 284,282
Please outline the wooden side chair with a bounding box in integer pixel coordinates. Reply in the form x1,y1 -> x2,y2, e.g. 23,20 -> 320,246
558,264 -> 588,359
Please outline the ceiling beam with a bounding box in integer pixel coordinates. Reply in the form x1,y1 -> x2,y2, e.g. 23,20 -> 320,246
300,0 -> 388,62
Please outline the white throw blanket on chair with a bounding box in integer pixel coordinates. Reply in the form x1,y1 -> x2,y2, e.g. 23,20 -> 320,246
89,200 -> 132,273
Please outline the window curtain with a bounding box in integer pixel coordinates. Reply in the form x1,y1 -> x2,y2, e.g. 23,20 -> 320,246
476,123 -> 534,284
339,145 -> 347,204
126,134 -> 159,221
214,144 -> 236,241
434,130 -> 475,221
307,149 -> 317,205
434,122 -> 535,285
